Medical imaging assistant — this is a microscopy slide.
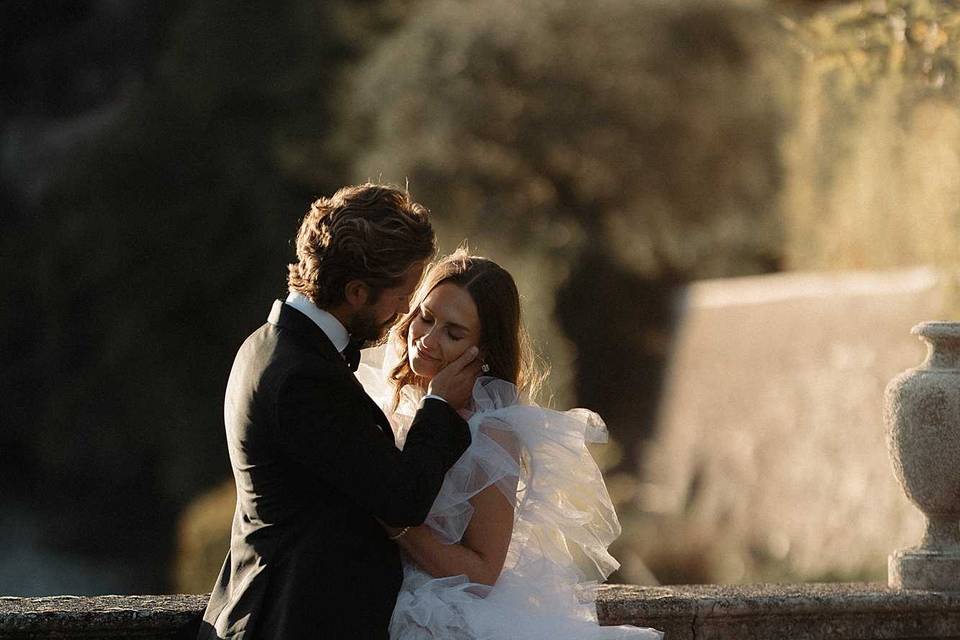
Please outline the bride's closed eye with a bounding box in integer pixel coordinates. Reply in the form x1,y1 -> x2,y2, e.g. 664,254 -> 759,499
420,314 -> 463,340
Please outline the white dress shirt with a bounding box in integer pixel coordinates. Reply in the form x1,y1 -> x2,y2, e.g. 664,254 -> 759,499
285,291 -> 350,353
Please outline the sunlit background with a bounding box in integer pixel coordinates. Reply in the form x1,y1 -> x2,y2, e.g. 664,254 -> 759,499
3,0 -> 959,596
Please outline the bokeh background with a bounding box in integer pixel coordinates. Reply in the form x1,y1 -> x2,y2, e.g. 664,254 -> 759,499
3,0 -> 960,596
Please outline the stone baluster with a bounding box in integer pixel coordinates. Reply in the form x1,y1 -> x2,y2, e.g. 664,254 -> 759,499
885,321 -> 960,590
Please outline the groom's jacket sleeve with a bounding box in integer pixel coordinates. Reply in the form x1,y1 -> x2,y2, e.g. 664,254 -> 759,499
275,368 -> 471,527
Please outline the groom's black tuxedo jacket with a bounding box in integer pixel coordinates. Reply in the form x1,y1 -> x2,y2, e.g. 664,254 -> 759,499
198,301 -> 471,640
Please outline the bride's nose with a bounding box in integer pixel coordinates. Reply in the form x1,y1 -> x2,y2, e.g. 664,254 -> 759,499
421,325 -> 441,349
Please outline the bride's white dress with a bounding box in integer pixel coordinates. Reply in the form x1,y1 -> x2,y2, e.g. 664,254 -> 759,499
356,364 -> 662,640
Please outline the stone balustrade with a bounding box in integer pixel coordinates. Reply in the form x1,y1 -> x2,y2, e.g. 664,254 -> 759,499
4,583 -> 960,639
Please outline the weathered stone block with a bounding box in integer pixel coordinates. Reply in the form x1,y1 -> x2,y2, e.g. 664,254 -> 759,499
626,268 -> 948,584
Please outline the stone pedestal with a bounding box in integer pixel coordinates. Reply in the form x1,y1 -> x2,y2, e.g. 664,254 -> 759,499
890,548 -> 960,591
885,321 -> 960,591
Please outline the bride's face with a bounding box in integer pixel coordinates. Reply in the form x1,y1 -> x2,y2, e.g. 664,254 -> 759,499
408,282 -> 481,380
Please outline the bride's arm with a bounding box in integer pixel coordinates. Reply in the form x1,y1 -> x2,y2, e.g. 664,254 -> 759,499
392,483 -> 515,586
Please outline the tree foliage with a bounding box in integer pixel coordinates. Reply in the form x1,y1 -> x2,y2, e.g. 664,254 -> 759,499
1,0 -> 413,592
347,0 -> 796,279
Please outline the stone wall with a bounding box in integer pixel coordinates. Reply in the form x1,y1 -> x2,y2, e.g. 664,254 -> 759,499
5,585 -> 960,639
615,267 -> 948,585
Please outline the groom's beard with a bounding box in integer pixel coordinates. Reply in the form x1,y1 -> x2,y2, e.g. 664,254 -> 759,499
347,307 -> 400,347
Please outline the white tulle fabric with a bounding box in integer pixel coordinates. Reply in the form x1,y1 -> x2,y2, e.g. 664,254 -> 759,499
355,364 -> 662,640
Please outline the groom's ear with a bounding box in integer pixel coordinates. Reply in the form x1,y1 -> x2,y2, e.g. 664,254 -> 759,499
343,279 -> 370,308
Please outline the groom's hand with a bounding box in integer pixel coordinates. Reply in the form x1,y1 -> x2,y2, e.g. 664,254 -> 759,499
427,346 -> 481,410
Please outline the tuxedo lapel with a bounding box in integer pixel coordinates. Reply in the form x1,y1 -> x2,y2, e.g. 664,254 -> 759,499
267,300 -> 395,441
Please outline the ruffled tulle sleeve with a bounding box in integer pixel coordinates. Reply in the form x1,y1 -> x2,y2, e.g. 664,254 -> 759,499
466,378 -> 622,583
356,365 -> 623,584
358,363 -> 662,638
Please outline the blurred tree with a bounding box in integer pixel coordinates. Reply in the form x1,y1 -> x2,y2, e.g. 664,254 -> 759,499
1,0 -> 419,593
343,0 -> 797,450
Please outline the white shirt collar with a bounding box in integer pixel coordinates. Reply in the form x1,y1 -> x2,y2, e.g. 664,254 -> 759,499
284,291 -> 350,353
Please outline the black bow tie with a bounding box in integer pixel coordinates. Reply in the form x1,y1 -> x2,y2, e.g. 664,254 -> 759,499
342,338 -> 363,372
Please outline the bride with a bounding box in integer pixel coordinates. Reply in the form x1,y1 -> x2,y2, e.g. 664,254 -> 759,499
356,249 -> 662,640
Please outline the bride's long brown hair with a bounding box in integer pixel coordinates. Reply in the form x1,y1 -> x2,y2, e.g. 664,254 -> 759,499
388,248 -> 542,410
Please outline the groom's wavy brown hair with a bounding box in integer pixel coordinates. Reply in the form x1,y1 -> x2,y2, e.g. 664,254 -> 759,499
287,183 -> 435,308
388,248 -> 543,410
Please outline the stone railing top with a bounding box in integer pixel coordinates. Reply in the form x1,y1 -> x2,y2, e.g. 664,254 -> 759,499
3,584 -> 960,639
599,583 -> 960,639
0,594 -> 207,637
598,582 -> 960,619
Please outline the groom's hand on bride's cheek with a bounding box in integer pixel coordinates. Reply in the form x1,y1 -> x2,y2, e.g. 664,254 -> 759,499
427,346 -> 481,410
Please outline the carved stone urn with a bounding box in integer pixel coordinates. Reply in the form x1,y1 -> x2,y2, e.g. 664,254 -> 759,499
884,321 -> 960,590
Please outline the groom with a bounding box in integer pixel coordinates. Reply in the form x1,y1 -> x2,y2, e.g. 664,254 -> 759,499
197,184 -> 477,639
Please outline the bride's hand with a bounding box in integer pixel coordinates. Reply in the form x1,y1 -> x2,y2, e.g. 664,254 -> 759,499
427,346 -> 481,410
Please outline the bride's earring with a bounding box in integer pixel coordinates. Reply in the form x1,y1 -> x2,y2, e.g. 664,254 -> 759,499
480,361 -> 490,373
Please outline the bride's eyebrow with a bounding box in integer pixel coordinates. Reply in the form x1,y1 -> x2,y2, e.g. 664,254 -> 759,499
422,304 -> 471,333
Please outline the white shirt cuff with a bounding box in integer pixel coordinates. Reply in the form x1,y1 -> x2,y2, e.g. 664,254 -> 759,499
421,394 -> 448,405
